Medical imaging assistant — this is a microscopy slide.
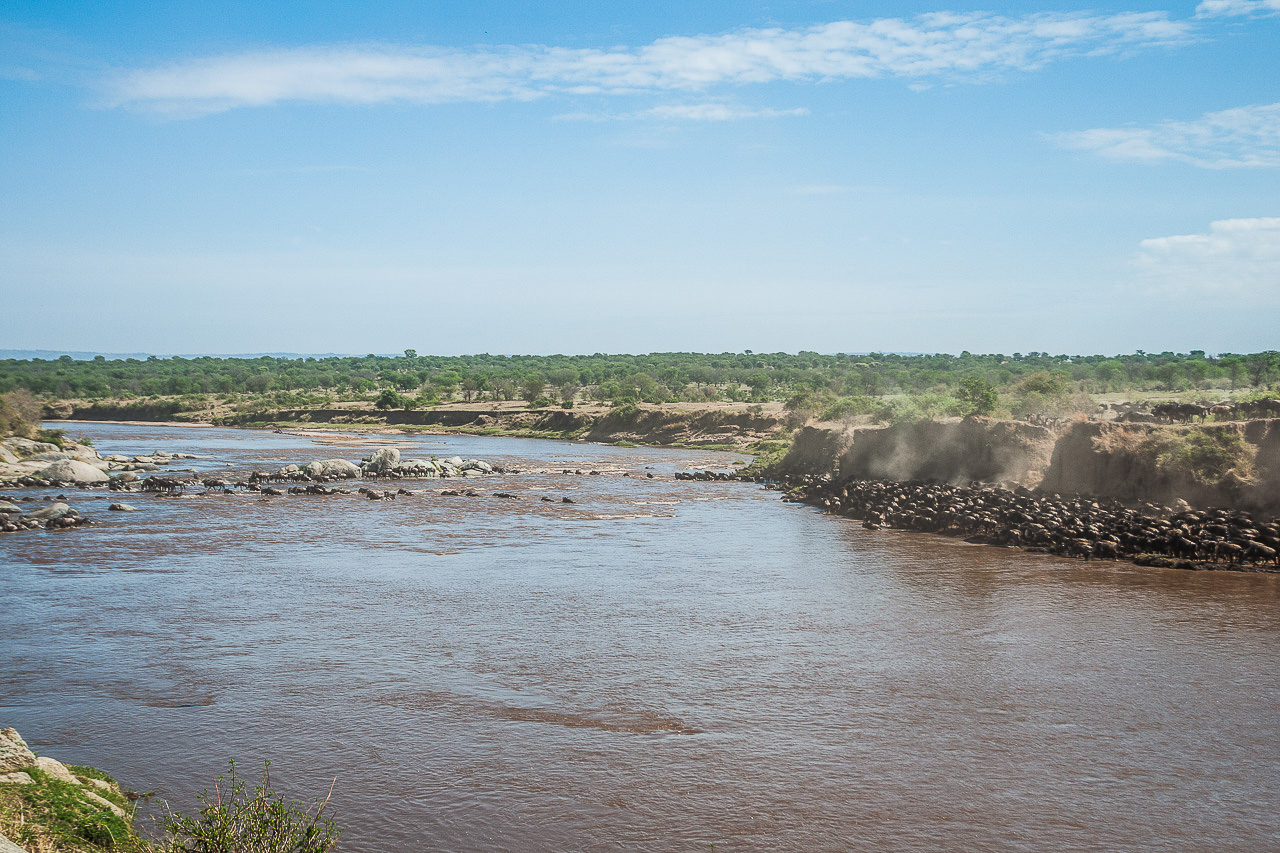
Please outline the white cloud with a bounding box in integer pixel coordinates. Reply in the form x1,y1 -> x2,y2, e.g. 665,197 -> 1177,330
1195,0 -> 1280,17
103,10 -> 1191,116
1136,217 -> 1280,296
555,103 -> 808,121
1050,101 -> 1280,168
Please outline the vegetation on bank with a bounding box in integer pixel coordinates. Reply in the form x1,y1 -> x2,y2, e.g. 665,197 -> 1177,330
1137,427 -> 1255,487
0,761 -> 340,853
0,390 -> 67,446
0,764 -> 144,853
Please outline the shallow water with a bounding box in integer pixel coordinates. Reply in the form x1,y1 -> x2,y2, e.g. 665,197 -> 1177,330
3,423 -> 1279,852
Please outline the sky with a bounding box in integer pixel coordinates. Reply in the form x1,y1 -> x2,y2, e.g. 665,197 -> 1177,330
1,1 -> 1277,357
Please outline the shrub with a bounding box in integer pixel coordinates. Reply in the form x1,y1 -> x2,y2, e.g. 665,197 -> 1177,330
1139,427 -> 1254,486
374,389 -> 410,410
819,395 -> 875,421
36,428 -> 66,449
608,398 -> 641,421
0,389 -> 41,437
162,761 -> 340,853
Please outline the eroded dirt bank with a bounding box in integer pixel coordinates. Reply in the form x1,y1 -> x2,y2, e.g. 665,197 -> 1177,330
196,405 -> 783,451
778,417 -> 1280,514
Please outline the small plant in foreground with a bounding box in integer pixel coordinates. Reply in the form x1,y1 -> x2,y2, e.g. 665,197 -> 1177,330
162,761 -> 340,853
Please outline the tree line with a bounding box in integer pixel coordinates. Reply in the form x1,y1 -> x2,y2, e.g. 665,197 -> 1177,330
1,350 -> 1277,408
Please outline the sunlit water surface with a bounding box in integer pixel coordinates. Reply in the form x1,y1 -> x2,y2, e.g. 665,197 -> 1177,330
3,423 -> 1278,852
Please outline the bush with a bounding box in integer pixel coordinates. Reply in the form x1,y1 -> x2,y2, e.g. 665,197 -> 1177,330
374,389 -> 410,410
819,395 -> 875,421
36,428 -> 66,449
1139,427 -> 1254,486
608,398 -> 641,421
0,389 -> 41,437
162,761 -> 340,853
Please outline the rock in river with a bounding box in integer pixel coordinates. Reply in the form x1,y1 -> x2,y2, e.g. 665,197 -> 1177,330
25,503 -> 76,522
33,459 -> 110,484
362,447 -> 401,474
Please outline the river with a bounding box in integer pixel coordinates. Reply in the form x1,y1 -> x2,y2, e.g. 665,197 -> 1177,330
2,423 -> 1278,852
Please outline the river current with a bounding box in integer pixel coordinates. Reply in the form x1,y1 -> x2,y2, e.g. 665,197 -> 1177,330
2,423 -> 1278,852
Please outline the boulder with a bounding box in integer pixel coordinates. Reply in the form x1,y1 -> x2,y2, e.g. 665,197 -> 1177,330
0,501 -> 21,514
460,459 -> 494,474
108,503 -> 138,512
110,472 -> 139,483
35,756 -> 80,785
3,438 -> 60,457
0,445 -> 18,465
0,729 -> 35,773
362,448 -> 401,474
399,459 -> 440,476
445,456 -> 464,468
27,451 -> 71,463
103,455 -> 131,463
34,460 -> 110,484
0,772 -> 33,785
25,503 -> 76,522
82,790 -> 127,819
306,459 -> 360,479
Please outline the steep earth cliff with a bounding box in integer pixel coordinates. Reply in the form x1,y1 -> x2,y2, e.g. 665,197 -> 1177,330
779,417 -> 1280,513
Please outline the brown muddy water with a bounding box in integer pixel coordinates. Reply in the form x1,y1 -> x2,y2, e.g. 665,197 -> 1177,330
3,423 -> 1279,852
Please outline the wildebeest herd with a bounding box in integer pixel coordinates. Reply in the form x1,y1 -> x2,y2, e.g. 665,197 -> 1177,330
774,474 -> 1280,570
1128,398 -> 1280,424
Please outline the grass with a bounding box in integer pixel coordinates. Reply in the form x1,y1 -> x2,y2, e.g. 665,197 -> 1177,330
0,765 -> 145,853
1,761 -> 343,853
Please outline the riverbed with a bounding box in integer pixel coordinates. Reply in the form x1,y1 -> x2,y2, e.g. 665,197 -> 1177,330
2,423 -> 1278,852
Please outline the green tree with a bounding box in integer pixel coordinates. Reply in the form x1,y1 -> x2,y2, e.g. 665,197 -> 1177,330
957,376 -> 998,416
374,389 -> 409,410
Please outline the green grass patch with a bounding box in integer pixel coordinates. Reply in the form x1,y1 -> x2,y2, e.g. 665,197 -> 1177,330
0,765 -> 145,853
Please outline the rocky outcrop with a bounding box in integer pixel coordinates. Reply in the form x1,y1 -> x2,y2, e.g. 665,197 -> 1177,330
33,459 -> 110,484
0,436 -> 193,485
362,447 -> 401,474
305,458 -> 360,479
0,729 -> 35,773
33,756 -> 78,785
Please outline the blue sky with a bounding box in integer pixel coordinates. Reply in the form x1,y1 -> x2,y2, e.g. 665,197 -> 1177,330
1,1 -> 1277,356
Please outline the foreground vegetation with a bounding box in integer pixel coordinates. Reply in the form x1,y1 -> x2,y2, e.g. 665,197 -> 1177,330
0,761 -> 339,853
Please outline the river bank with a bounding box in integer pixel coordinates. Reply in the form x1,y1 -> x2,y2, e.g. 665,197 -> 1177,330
0,728 -> 141,853
762,417 -> 1280,573
49,400 -> 786,453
